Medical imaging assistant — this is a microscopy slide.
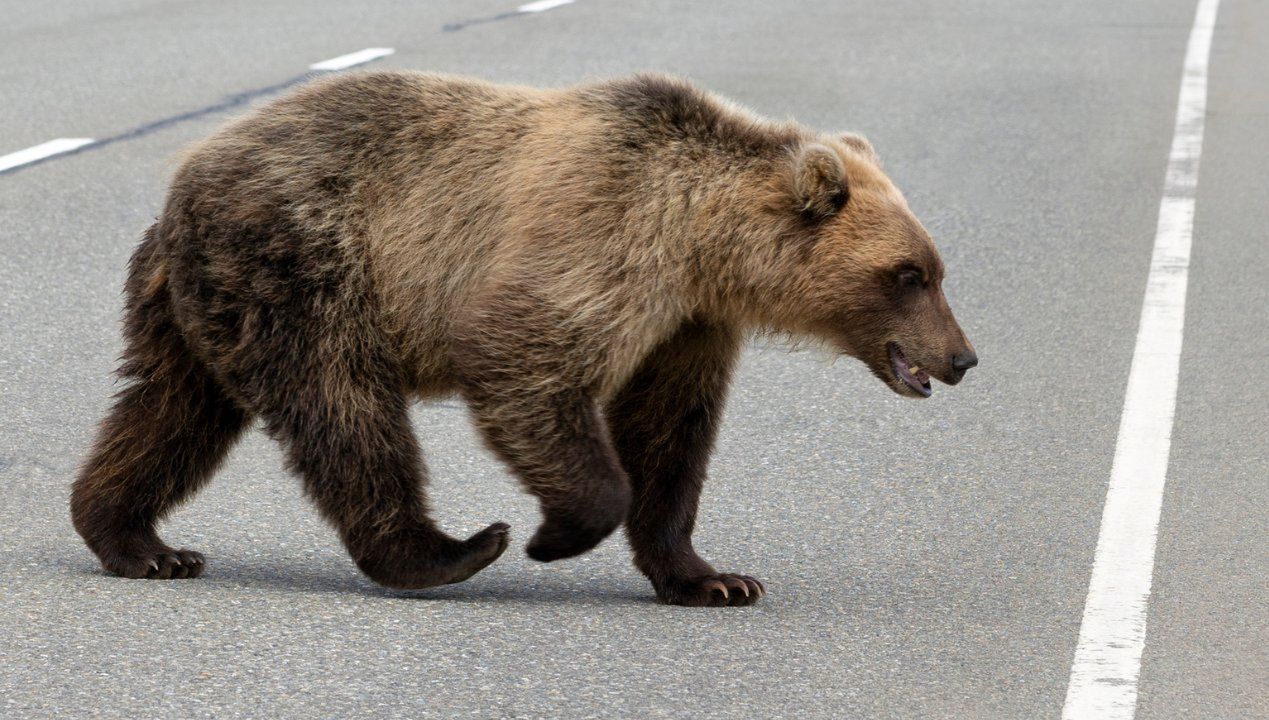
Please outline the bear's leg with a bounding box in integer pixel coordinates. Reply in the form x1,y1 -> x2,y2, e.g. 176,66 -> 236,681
72,368 -> 246,579
606,320 -> 764,607
168,213 -> 512,590
72,253 -> 248,579
455,295 -> 631,562
256,362 -> 511,590
462,384 -> 632,563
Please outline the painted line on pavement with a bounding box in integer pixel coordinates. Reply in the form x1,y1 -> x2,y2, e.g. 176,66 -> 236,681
1061,0 -> 1220,718
444,0 -> 576,32
310,47 -> 396,71
0,49 -> 396,177
0,138 -> 95,174
518,0 -> 575,12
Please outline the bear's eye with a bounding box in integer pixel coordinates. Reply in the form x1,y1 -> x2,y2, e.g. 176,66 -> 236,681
897,268 -> 924,289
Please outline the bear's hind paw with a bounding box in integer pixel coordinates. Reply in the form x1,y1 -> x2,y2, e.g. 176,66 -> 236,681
359,522 -> 511,589
443,522 -> 512,585
101,546 -> 206,580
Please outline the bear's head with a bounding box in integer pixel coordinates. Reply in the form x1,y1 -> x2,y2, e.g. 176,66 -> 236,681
767,134 -> 976,398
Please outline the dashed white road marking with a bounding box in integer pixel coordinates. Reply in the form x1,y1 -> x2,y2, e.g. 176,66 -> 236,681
1062,0 -> 1220,718
0,138 -> 95,173
309,47 -> 396,72
518,0 -> 574,13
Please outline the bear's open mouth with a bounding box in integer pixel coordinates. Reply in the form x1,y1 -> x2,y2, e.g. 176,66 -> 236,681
888,342 -> 932,397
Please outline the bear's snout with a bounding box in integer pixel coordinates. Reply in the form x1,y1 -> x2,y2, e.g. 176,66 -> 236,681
945,349 -> 978,385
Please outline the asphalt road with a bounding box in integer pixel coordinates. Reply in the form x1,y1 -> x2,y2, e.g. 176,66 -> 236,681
1,1 -> 1265,718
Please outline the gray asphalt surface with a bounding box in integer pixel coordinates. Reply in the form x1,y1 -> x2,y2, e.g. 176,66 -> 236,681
1,1 -> 1265,718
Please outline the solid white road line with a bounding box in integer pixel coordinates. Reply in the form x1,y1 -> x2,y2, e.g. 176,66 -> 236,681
309,47 -> 396,72
0,138 -> 95,173
518,0 -> 574,13
1061,0 -> 1220,718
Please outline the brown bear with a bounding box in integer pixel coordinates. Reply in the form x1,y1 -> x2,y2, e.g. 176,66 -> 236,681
71,72 -> 976,606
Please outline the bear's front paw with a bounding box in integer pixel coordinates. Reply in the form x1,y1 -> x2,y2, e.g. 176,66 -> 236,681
657,573 -> 765,607
525,509 -> 623,563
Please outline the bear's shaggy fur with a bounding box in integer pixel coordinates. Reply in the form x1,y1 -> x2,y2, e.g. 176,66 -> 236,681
71,72 -> 974,606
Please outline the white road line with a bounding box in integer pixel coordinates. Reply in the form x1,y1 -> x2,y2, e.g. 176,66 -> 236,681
518,0 -> 574,13
0,138 -> 95,173
309,47 -> 396,72
1062,0 -> 1220,718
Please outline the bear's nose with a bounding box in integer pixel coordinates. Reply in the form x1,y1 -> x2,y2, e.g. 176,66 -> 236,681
951,351 -> 978,372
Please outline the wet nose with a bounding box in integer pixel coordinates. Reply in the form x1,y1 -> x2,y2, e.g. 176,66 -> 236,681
951,350 -> 978,372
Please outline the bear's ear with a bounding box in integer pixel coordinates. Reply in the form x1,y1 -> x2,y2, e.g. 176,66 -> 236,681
838,132 -> 877,161
790,142 -> 848,221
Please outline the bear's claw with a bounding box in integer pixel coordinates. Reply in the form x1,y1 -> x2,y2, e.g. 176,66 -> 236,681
658,573 -> 765,607
103,547 -> 206,580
